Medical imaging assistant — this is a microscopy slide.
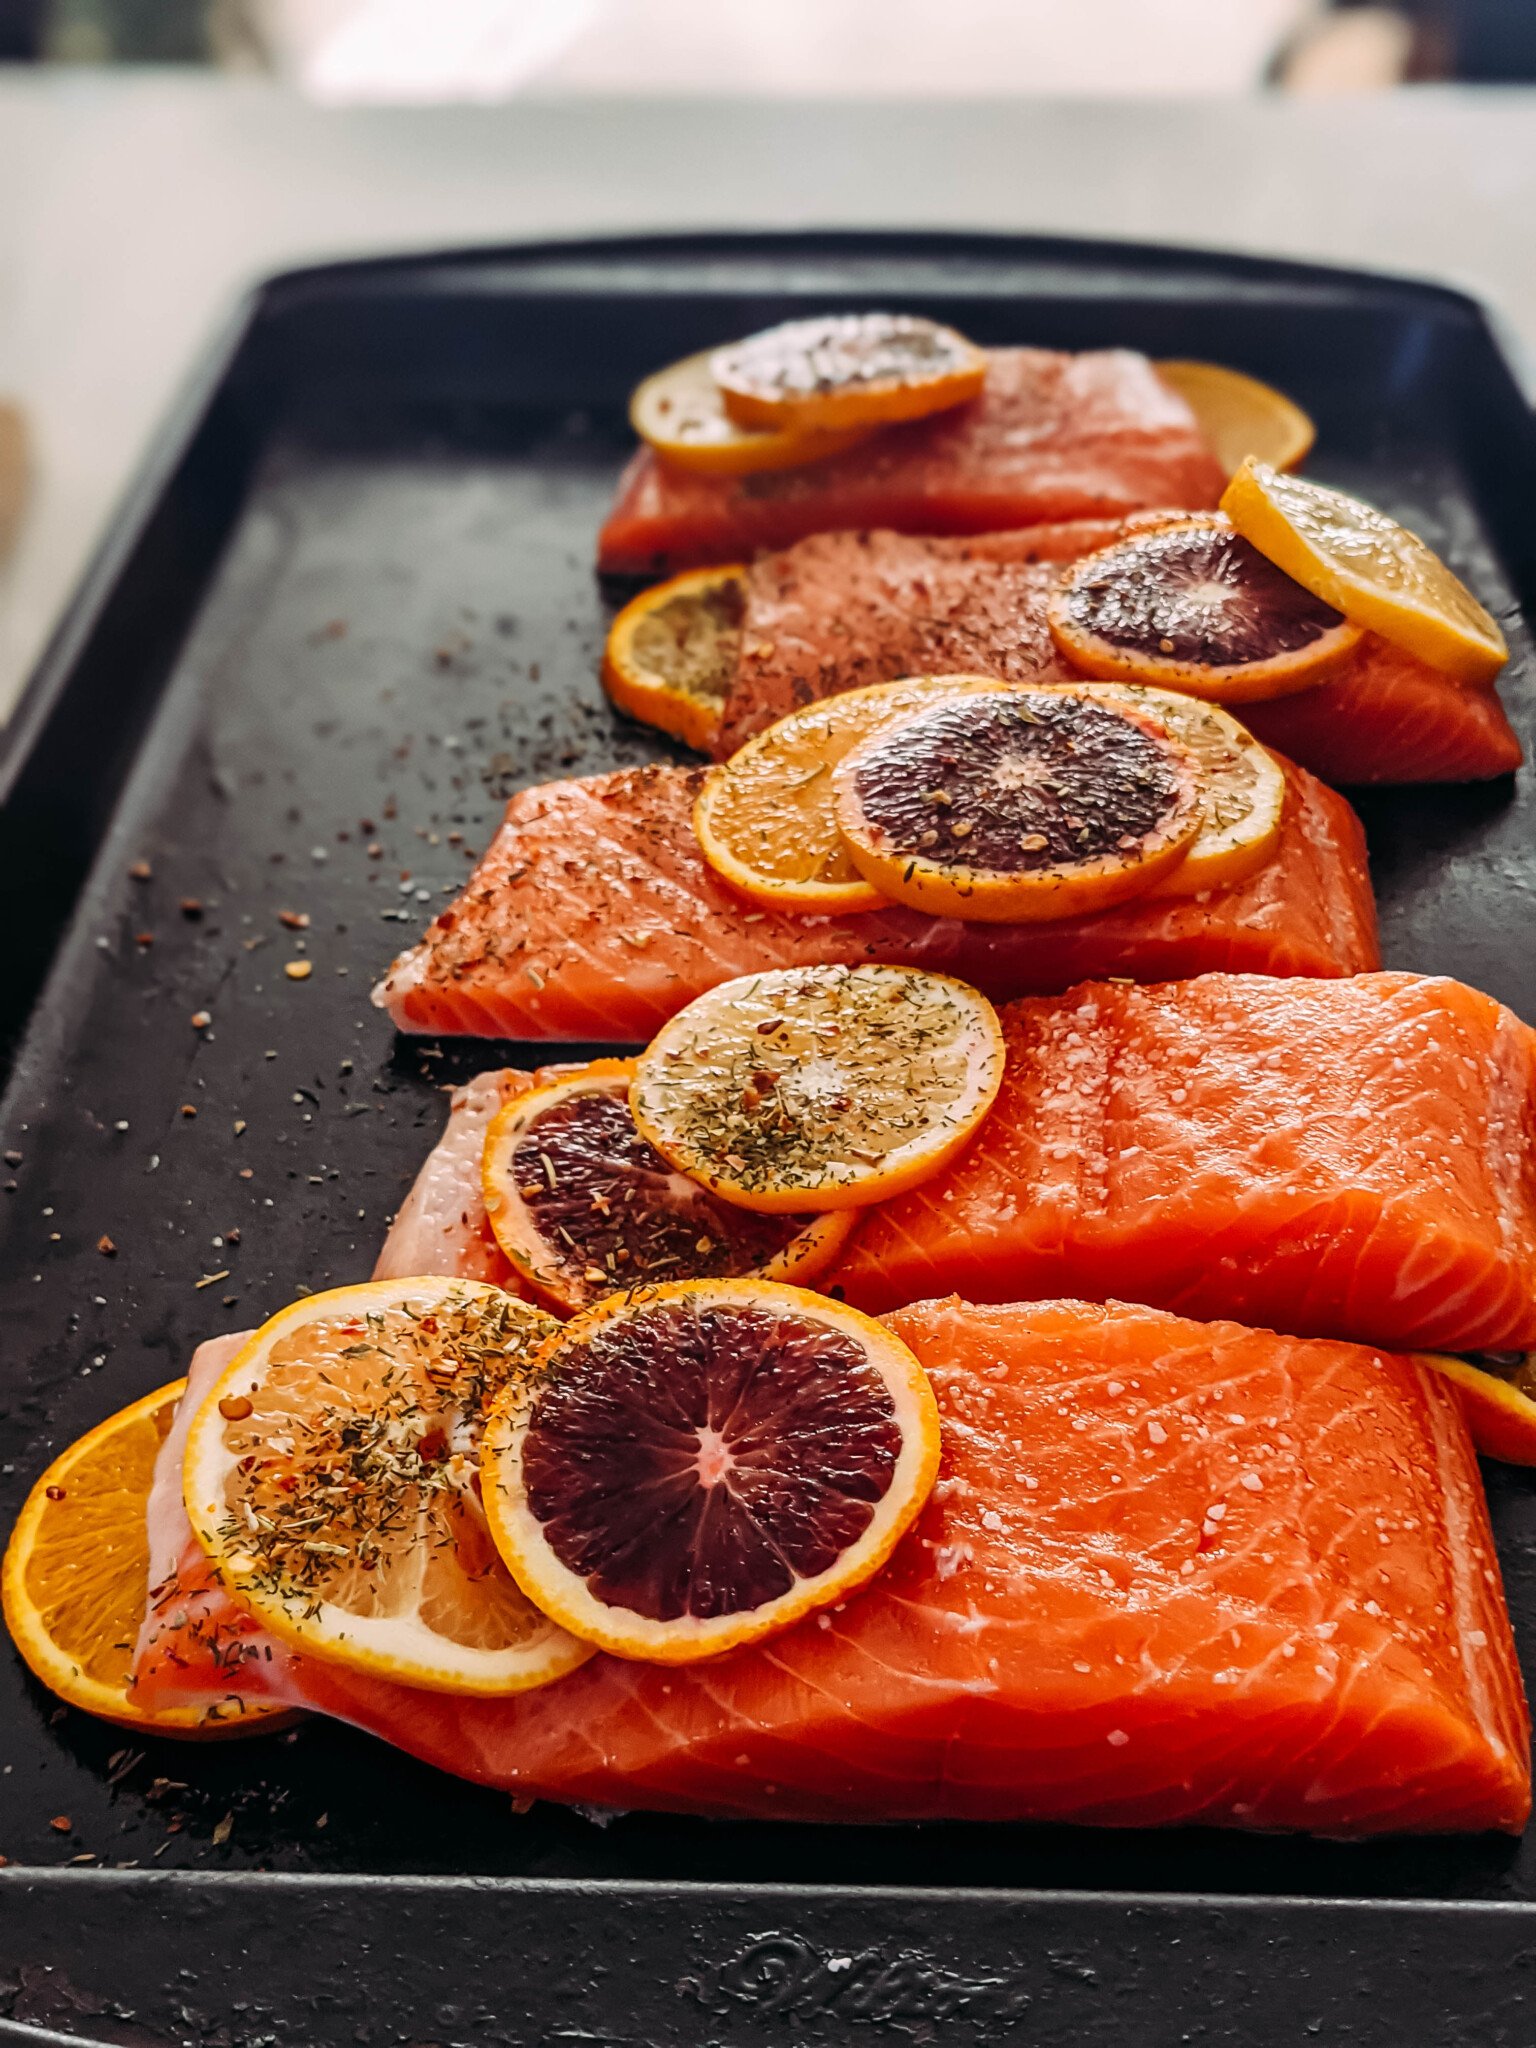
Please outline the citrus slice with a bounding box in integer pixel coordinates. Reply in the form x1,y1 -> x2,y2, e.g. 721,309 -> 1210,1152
182,1277 -> 595,1696
482,1279 -> 941,1663
1157,360 -> 1315,477
630,349 -> 873,476
630,963 -> 1005,1214
2,1380 -> 291,1737
602,564 -> 747,752
1048,683 -> 1286,897
1419,1353 -> 1536,1467
480,1059 -> 858,1314
1222,458 -> 1508,685
832,688 -> 1205,923
711,314 -> 987,432
693,673 -> 1003,912
1048,518 -> 1363,702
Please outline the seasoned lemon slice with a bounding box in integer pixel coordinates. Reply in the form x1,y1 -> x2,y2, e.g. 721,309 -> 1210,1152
1157,360 -> 1315,478
631,349 -> 873,476
1419,1353 -> 1536,1468
1046,683 -> 1287,897
1048,518 -> 1363,703
630,963 -> 1005,1213
481,1059 -> 857,1313
833,688 -> 1205,922
483,1280 -> 941,1663
2,1379 -> 294,1738
1222,459 -> 1508,686
602,564 -> 747,753
693,673 -> 1003,912
182,1277 -> 594,1697
712,314 -> 986,432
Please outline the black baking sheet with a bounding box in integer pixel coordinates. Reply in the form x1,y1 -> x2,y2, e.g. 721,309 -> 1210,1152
0,232 -> 1534,2044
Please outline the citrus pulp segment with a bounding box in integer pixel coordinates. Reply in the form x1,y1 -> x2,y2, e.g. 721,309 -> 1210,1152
480,1059 -> 858,1313
832,688 -> 1205,922
711,314 -> 987,432
692,673 -> 1004,912
1047,518 -> 1363,701
182,1277 -> 594,1696
1156,360 -> 1315,478
1,1379 -> 290,1736
601,564 -> 747,752
482,1279 -> 942,1662
1222,459 -> 1509,686
630,963 -> 1005,1213
629,349 -> 874,476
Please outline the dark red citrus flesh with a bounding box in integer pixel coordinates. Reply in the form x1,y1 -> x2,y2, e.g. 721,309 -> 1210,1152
849,692 -> 1187,873
514,1086 -> 806,1298
1058,525 -> 1346,667
522,1299 -> 902,1620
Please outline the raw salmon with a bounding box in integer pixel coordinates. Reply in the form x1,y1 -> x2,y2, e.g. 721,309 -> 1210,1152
707,527 -> 1524,782
373,761 -> 1378,1041
598,349 -> 1227,574
832,972 -> 1536,1354
132,1298 -> 1530,1835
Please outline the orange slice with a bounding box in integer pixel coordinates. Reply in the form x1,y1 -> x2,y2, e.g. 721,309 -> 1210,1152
482,1279 -> 941,1663
1045,683 -> 1286,897
1157,360 -> 1315,478
711,314 -> 986,432
480,1059 -> 858,1314
2,1379 -> 292,1738
693,673 -> 1003,912
1048,517 -> 1363,702
1419,1353 -> 1536,1467
1222,458 -> 1508,686
602,564 -> 746,752
182,1278 -> 594,1697
630,963 -> 1004,1214
630,349 -> 873,476
832,687 -> 1205,922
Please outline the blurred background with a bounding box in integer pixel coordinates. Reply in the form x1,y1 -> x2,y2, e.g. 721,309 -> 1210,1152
3,0 -> 1535,718
2,0 -> 1535,93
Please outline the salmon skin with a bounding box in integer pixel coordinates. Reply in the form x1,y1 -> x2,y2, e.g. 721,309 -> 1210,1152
708,526 -> 1524,784
373,761 -> 1379,1041
832,972 -> 1536,1354
598,349 -> 1227,575
133,1298 -> 1531,1836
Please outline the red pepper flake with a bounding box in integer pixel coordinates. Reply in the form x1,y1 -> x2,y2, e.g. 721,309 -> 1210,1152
44,1485 -> 65,1502
180,1104 -> 198,1119
277,910 -> 310,930
129,861 -> 152,882
97,1234 -> 117,1256
49,1815 -> 71,1833
190,1010 -> 212,1030
135,932 -> 155,947
238,1168 -> 253,1180
180,898 -> 203,919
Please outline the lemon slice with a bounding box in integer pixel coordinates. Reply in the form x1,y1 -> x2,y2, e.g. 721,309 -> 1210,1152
630,963 -> 1005,1213
711,313 -> 987,433
483,1280 -> 941,1663
1222,458 -> 1508,686
693,674 -> 1003,913
602,564 -> 746,752
182,1277 -> 595,1697
1418,1352 -> 1536,1468
1049,683 -> 1287,896
1,1379 -> 292,1737
1157,360 -> 1315,477
480,1058 -> 857,1313
631,350 -> 873,477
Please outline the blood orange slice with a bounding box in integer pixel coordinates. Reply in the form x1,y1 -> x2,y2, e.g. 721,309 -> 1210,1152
630,963 -> 1005,1214
1048,517 -> 1363,701
182,1278 -> 594,1696
711,314 -> 986,432
832,688 -> 1205,922
482,1280 -> 941,1662
480,1059 -> 857,1313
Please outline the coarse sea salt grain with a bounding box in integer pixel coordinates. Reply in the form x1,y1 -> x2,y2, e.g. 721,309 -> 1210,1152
1107,1729 -> 1130,1747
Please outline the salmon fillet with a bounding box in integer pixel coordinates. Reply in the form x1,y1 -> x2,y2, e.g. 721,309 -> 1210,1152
373,762 -> 1378,1041
132,1299 -> 1531,1835
708,527 -> 1524,783
598,349 -> 1227,574
832,972 -> 1536,1353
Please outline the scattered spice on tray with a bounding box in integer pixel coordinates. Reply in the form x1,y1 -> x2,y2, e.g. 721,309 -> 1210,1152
96,1235 -> 116,1257
129,860 -> 152,881
285,961 -> 313,982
